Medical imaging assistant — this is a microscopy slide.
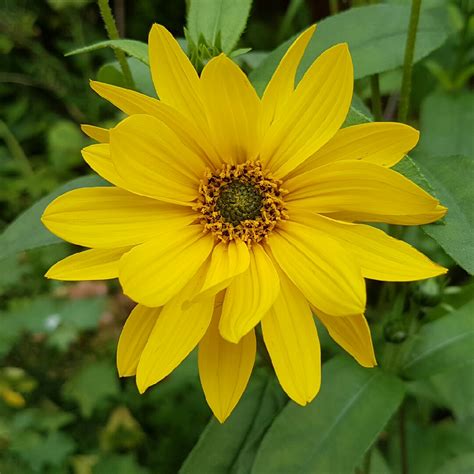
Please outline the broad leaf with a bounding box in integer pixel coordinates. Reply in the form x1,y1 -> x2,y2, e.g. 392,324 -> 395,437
97,57 -> 156,97
66,39 -> 149,65
431,361 -> 474,422
251,356 -> 405,474
394,155 -> 435,196
344,95 -> 373,127
180,369 -> 287,474
416,92 -> 474,158
0,175 -> 105,261
250,4 -> 450,95
403,300 -> 474,379
187,0 -> 253,53
417,155 -> 474,274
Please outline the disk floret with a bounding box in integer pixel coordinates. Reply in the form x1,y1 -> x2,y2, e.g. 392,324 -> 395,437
196,161 -> 288,244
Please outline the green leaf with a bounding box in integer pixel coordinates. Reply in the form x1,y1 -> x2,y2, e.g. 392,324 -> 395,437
180,369 -> 287,474
416,155 -> 474,274
434,453 -> 474,474
250,4 -> 450,96
344,95 -> 373,127
386,419 -> 474,474
66,39 -> 149,65
416,92 -> 474,158
47,120 -> 86,170
403,300 -> 474,379
370,449 -> 392,474
93,454 -> 149,474
14,407 -> 76,433
187,0 -> 253,54
97,57 -> 156,98
0,175 -> 106,261
393,155 -> 435,196
4,296 -> 106,333
251,356 -> 405,474
10,431 -> 76,470
62,361 -> 120,417
431,361 -> 474,422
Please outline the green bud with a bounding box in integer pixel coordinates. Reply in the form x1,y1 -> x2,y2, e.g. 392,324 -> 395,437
384,319 -> 408,344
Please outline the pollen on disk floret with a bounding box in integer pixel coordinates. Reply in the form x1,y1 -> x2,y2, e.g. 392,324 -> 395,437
195,161 -> 289,244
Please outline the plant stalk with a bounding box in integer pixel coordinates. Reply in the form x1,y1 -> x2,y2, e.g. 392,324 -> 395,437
329,0 -> 339,15
97,0 -> 135,89
398,0 -> 422,122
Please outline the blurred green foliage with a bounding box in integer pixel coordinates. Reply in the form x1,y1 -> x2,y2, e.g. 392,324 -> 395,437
0,0 -> 473,473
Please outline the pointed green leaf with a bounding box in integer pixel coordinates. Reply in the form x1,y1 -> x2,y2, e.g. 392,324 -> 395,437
250,4 -> 450,96
403,300 -> 474,379
0,175 -> 106,261
66,39 -> 149,65
180,370 -> 287,474
417,155 -> 474,274
187,0 -> 253,54
251,356 -> 405,474
417,92 -> 474,158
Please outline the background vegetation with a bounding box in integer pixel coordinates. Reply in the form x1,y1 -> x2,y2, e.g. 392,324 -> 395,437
0,0 -> 473,473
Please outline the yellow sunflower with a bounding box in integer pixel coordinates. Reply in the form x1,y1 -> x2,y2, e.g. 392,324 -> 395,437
42,24 -> 447,422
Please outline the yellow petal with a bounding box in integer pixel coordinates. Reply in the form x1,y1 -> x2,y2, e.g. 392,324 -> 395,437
110,114 -> 205,204
260,43 -> 353,178
262,273 -> 321,405
286,160 -> 446,224
200,54 -> 262,163
117,305 -> 161,377
136,276 -> 214,392
267,221 -> 365,316
91,80 -> 160,114
324,206 -> 447,226
81,143 -> 128,188
290,122 -> 420,176
197,240 -> 250,299
80,124 -> 109,143
314,309 -> 376,368
148,24 -> 206,126
119,226 -> 214,307
46,247 -> 129,281
219,244 -> 279,343
199,300 -> 256,423
261,25 -> 316,130
41,187 -> 195,248
90,80 -> 219,167
289,209 -> 447,281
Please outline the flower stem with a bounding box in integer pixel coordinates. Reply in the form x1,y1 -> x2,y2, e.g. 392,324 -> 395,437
97,0 -> 135,89
370,74 -> 383,121
329,0 -> 339,15
398,0 -> 422,123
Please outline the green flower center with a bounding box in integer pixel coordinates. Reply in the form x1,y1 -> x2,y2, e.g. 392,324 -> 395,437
216,180 -> 263,226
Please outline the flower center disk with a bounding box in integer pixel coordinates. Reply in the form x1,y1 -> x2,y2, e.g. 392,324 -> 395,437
196,161 -> 288,244
216,180 -> 263,225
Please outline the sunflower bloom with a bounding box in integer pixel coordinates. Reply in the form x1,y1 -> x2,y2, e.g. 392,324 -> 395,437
42,24 -> 447,422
